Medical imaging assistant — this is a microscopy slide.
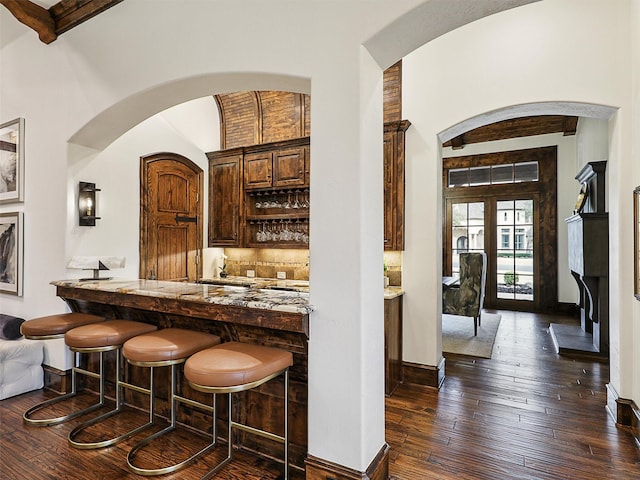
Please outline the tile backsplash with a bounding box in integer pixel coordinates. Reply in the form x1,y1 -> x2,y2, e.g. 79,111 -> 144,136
384,251 -> 402,286
206,248 -> 403,285
224,248 -> 309,280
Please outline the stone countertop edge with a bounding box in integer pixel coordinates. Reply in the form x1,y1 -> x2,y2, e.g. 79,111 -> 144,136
384,287 -> 405,299
51,279 -> 314,315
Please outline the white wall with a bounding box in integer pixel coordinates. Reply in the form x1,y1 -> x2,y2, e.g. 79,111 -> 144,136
401,0 -> 635,405
629,0 -> 640,403
65,114 -> 212,281
0,0 -> 428,472
1,0 -> 638,472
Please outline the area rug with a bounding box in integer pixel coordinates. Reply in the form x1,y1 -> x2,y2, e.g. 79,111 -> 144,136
442,313 -> 502,359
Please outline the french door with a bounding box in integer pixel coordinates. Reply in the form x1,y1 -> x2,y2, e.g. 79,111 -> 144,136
442,146 -> 558,312
445,194 -> 541,310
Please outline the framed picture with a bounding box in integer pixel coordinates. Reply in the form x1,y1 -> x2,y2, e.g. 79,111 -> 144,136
0,118 -> 25,204
574,182 -> 588,214
0,212 -> 23,296
635,187 -> 640,301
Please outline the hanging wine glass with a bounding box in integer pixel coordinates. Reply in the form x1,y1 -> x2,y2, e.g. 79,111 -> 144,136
283,190 -> 292,209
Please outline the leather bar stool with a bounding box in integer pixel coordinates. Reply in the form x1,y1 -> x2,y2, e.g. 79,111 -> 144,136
184,341 -> 294,480
21,312 -> 105,426
65,320 -> 158,449
122,328 -> 221,476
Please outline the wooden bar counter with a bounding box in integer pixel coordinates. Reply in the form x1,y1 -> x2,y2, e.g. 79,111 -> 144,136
51,279 -> 313,471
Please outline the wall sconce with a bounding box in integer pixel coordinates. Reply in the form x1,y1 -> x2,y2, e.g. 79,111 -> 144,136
78,181 -> 101,226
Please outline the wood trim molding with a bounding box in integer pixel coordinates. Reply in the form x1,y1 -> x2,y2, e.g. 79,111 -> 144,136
402,357 -> 445,389
1,0 -> 123,44
606,383 -> 640,448
305,443 -> 389,480
43,365 -> 71,394
0,0 -> 56,43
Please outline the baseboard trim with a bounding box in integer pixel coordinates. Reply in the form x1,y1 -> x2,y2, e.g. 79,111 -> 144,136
43,365 -> 71,394
305,443 -> 389,480
606,383 -> 640,448
555,302 -> 579,316
402,357 -> 445,389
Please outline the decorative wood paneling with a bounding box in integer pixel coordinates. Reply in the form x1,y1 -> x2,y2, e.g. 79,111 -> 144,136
443,115 -> 579,149
215,91 -> 260,149
383,60 -> 402,123
259,91 -> 304,143
304,94 -> 311,137
216,91 -> 309,149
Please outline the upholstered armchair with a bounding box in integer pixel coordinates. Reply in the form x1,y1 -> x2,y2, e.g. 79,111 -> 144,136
443,252 -> 487,336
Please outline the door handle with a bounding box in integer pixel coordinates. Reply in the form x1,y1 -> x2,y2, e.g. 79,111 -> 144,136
175,215 -> 198,223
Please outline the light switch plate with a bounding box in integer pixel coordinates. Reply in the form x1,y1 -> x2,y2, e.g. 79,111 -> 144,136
276,271 -> 286,279
246,270 -> 255,278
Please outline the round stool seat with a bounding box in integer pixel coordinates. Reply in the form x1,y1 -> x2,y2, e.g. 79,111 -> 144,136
65,320 -> 158,349
185,341 -> 293,388
21,313 -> 104,338
123,328 -> 221,364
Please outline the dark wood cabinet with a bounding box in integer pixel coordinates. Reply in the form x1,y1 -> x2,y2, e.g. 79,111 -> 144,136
273,146 -> 307,187
385,294 -> 403,395
244,151 -> 273,189
244,140 -> 309,190
209,137 -> 310,249
208,149 -> 243,247
384,120 -> 410,251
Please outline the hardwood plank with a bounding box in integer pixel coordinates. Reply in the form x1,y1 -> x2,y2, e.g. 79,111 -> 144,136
2,310 -> 639,479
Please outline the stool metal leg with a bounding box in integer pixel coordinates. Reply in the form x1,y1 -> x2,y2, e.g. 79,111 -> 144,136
127,364 -> 217,476
69,351 -> 156,449
23,349 -> 107,427
200,367 -> 290,480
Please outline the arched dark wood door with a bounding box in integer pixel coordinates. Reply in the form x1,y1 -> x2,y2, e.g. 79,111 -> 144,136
140,153 -> 203,281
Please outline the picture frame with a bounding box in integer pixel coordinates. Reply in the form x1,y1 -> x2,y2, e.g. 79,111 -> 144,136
573,182 -> 588,215
0,211 -> 24,296
0,117 -> 25,204
635,187 -> 640,301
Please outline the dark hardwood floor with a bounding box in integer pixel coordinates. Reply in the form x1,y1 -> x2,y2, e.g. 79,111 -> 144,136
1,310 -> 639,479
388,310 -> 640,479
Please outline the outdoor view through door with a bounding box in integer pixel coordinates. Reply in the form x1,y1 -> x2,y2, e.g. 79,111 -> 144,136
443,146 -> 558,312
450,199 -> 534,306
497,199 -> 533,301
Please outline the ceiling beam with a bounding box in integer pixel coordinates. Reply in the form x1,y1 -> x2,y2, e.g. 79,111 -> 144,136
562,116 -> 579,136
0,0 -> 123,44
50,0 -> 124,36
0,0 -> 57,44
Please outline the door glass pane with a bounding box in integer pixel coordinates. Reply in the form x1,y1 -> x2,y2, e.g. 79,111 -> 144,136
496,199 -> 534,301
450,202 -> 484,276
452,203 -> 467,226
452,228 -> 468,249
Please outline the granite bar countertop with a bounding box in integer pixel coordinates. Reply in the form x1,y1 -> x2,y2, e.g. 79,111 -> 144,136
199,275 -> 405,299
51,279 -> 314,315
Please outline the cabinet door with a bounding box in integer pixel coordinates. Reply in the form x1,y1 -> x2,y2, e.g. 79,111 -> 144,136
244,152 -> 273,189
273,146 -> 307,187
383,131 -> 396,250
384,124 -> 407,251
209,154 -> 242,246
